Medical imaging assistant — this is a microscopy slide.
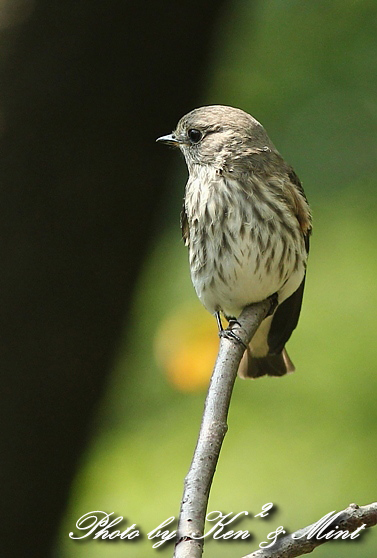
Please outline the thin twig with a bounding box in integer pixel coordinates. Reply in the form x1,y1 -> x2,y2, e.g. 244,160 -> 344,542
174,299 -> 272,558
243,502 -> 377,558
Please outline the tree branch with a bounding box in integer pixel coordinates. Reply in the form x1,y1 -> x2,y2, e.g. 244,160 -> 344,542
243,502 -> 377,558
174,299 -> 272,558
172,300 -> 376,558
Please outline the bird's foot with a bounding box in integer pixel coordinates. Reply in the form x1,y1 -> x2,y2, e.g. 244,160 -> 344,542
215,313 -> 247,349
219,328 -> 248,349
267,292 -> 278,316
227,317 -> 241,329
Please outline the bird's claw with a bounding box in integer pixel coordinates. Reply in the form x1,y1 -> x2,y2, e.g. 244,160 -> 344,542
227,318 -> 242,329
267,292 -> 278,316
219,328 -> 247,350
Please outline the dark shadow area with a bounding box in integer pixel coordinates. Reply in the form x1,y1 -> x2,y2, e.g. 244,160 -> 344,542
0,1 -> 231,556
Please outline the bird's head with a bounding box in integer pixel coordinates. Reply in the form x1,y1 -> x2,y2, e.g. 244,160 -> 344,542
157,105 -> 276,175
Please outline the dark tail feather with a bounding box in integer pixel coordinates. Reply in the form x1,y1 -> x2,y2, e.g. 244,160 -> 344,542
238,347 -> 295,379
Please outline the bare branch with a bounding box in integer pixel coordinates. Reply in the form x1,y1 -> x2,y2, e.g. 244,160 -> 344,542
172,296 -> 377,558
174,299 -> 272,558
244,502 -> 377,558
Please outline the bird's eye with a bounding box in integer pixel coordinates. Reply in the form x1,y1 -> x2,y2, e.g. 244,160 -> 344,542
187,129 -> 203,144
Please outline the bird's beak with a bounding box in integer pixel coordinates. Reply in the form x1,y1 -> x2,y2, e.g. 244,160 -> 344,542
156,133 -> 180,146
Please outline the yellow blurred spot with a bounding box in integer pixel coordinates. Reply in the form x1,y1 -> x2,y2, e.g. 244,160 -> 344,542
154,302 -> 219,392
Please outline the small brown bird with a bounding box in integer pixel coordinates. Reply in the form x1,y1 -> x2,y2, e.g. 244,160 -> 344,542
157,105 -> 311,378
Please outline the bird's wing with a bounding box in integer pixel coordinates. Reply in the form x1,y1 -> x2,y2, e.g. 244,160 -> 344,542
286,168 -> 312,239
267,169 -> 311,354
267,273 -> 307,354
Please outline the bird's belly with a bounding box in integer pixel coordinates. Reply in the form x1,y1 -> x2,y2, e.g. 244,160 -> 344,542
190,229 -> 306,318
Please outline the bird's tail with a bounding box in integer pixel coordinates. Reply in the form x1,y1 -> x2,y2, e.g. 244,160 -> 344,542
238,346 -> 295,378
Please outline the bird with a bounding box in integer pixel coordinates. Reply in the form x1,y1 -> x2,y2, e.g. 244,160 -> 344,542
157,105 -> 311,378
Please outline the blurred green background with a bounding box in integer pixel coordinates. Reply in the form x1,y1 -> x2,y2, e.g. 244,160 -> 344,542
60,1 -> 376,556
